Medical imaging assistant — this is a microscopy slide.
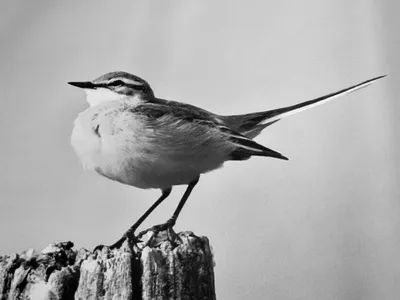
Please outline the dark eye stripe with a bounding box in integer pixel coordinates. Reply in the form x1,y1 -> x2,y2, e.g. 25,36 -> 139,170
108,80 -> 125,86
125,83 -> 147,91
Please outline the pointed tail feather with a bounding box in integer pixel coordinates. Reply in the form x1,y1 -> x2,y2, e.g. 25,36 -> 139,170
222,75 -> 386,137
218,124 -> 288,161
230,144 -> 289,161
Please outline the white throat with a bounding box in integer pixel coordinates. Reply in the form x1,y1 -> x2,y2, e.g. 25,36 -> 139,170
84,88 -> 142,106
84,88 -> 123,106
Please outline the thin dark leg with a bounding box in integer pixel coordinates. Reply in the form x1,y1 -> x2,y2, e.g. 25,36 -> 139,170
125,187 -> 172,235
138,176 -> 200,238
96,188 -> 172,251
168,176 -> 200,225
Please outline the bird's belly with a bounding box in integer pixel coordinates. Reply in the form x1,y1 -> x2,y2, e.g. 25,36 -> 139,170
96,151 -> 224,189
71,120 -> 224,189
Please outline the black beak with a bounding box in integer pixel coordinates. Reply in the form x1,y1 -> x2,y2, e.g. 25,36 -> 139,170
68,81 -> 96,89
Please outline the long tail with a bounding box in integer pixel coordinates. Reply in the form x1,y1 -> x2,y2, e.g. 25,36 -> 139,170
222,75 -> 386,139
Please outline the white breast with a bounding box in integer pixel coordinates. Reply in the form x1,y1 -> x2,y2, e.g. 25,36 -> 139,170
71,108 -> 102,171
71,103 -> 148,188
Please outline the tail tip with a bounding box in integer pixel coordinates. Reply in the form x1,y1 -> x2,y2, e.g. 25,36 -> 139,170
272,151 -> 289,161
279,154 -> 289,161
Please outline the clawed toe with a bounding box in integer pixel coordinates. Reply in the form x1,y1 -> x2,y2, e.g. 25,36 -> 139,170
92,238 -> 126,253
92,229 -> 142,252
137,219 -> 175,239
93,219 -> 178,252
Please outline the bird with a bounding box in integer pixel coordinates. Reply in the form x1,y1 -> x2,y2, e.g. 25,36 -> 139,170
68,71 -> 385,249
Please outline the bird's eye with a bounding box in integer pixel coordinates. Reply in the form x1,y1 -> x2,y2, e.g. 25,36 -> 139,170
108,80 -> 124,86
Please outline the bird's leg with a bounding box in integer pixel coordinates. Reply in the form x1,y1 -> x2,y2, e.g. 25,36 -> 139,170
94,188 -> 172,251
137,176 -> 200,239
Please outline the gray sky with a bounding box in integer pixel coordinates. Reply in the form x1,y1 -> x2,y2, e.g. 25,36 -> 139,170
1,1 -> 399,299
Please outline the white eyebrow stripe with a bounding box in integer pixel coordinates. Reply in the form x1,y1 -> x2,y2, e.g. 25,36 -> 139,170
109,78 -> 144,86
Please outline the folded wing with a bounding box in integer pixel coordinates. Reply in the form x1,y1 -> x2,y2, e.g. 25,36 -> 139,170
131,102 -> 288,162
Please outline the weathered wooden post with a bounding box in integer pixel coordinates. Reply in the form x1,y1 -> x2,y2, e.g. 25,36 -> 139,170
0,230 -> 216,300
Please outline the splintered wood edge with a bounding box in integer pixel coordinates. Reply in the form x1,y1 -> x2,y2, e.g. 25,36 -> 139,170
0,231 -> 216,300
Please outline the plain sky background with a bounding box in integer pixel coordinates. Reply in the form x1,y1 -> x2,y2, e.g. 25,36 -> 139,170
1,1 -> 399,299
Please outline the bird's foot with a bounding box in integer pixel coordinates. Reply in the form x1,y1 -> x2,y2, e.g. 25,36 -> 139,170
137,218 -> 176,239
93,228 -> 141,253
93,219 -> 178,252
136,218 -> 180,248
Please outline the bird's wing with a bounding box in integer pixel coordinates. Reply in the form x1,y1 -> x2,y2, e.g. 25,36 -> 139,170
129,102 -> 288,161
130,101 -> 220,125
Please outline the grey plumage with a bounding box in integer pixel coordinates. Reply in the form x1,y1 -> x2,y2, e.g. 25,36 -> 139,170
68,72 -> 385,249
70,73 -> 386,188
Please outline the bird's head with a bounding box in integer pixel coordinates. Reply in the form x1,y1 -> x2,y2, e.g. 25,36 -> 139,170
68,71 -> 154,106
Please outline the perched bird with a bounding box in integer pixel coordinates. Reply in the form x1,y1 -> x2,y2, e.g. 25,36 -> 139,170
69,72 -> 385,249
